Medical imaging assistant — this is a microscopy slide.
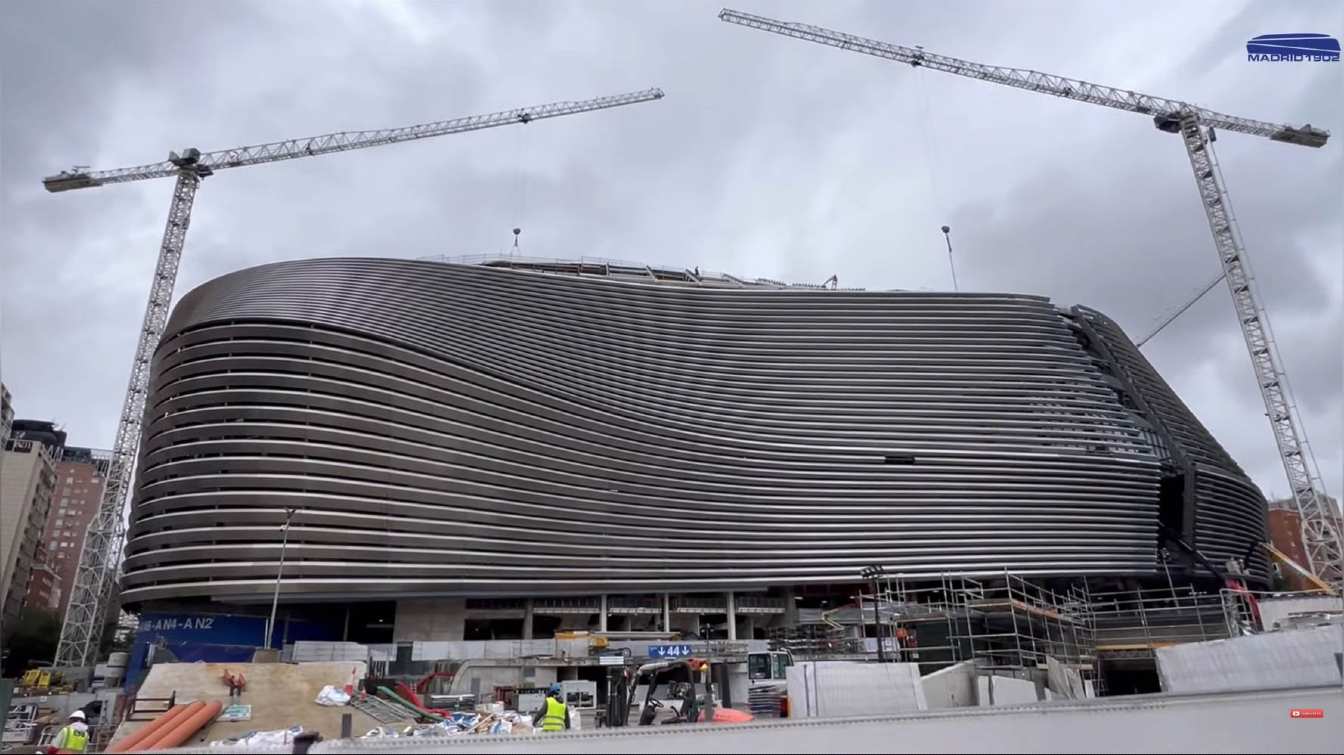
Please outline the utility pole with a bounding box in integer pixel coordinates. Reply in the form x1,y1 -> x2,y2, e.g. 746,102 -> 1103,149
941,225 -> 958,292
264,507 -> 299,649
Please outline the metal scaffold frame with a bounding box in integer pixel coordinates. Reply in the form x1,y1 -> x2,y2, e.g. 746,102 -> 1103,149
944,572 -> 1097,684
771,572 -> 1101,694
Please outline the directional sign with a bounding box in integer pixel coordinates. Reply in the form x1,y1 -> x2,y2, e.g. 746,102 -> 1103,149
647,644 -> 694,659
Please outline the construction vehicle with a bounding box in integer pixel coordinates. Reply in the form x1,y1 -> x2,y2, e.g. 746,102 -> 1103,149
41,87 -> 665,676
627,658 -> 719,726
719,8 -> 1342,589
746,650 -> 794,718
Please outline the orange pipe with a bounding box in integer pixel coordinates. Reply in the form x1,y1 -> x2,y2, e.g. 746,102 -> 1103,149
134,701 -> 205,750
107,703 -> 194,753
148,700 -> 222,750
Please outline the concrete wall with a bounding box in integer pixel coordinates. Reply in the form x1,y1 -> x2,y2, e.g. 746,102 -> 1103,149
339,687 -> 1342,753
670,613 -> 700,636
450,661 -> 556,699
1156,624 -> 1344,694
1257,596 -> 1343,631
921,661 -> 977,708
976,675 -> 1039,706
787,661 -> 925,718
393,598 -> 465,641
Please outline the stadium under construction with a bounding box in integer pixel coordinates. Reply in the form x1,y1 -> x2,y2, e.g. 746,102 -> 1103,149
116,255 -> 1272,686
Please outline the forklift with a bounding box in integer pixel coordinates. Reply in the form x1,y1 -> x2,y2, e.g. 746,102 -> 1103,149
626,658 -> 717,726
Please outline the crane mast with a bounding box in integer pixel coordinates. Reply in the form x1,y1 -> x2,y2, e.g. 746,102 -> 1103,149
46,88 -> 664,671
719,8 -> 1342,586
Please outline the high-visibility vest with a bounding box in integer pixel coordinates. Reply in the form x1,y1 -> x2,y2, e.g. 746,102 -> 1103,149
54,725 -> 89,753
541,696 -> 567,732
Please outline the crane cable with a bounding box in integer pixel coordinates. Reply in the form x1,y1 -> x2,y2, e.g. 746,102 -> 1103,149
512,117 -> 531,255
915,69 -> 956,291
1136,271 -> 1226,348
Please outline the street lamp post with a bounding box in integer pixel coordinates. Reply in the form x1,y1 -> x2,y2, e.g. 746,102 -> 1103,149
264,507 -> 299,649
861,565 -> 887,663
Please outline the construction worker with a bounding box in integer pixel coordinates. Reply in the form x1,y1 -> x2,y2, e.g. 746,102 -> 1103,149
47,710 -> 89,754
531,683 -> 571,732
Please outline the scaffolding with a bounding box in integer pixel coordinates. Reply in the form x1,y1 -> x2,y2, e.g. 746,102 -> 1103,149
768,571 -> 1321,700
771,571 -> 1099,692
946,573 -> 1097,681
1089,585 -> 1229,658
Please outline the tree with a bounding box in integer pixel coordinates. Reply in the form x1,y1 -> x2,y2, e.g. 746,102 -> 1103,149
1,608 -> 61,677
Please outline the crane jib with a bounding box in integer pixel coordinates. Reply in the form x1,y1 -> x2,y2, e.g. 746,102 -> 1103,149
718,7 -> 1340,587
41,87 -> 665,194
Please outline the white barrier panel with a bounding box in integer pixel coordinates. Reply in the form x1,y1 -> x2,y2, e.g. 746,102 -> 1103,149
786,661 -> 926,718
1156,625 -> 1343,694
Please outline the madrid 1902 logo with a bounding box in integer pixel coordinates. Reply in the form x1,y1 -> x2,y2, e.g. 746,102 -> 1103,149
1247,34 -> 1340,62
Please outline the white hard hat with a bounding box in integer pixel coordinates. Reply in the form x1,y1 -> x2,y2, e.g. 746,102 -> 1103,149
69,710 -> 85,721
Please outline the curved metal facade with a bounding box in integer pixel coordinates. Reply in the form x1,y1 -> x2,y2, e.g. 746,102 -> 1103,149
122,258 -> 1264,605
1073,307 -> 1271,578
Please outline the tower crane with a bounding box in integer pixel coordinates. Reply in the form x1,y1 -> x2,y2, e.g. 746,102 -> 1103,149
43,87 -> 665,672
719,8 -> 1342,586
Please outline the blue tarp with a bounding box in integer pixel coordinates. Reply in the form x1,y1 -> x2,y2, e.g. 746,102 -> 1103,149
125,611 -> 338,689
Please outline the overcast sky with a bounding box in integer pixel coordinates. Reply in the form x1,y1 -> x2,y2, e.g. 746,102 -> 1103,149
2,0 -> 1340,503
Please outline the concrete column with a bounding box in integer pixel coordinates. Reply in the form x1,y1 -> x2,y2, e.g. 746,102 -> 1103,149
662,593 -> 671,633
673,612 -> 701,637
784,587 -> 799,627
726,591 -> 737,641
394,598 -> 465,641
599,594 -> 608,632
523,599 -> 535,640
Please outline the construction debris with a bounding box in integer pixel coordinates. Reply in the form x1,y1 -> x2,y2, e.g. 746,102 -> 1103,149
359,710 -> 536,738
210,725 -> 306,749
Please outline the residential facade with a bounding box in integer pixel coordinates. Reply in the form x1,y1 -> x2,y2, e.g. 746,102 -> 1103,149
1,422 -> 62,633
1267,494 -> 1343,591
29,446 -> 112,616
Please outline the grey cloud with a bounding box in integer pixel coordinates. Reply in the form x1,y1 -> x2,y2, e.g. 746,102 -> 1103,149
1,0 -> 1339,503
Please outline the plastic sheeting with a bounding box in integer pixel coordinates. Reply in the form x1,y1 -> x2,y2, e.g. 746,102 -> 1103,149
1156,624 -> 1344,694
